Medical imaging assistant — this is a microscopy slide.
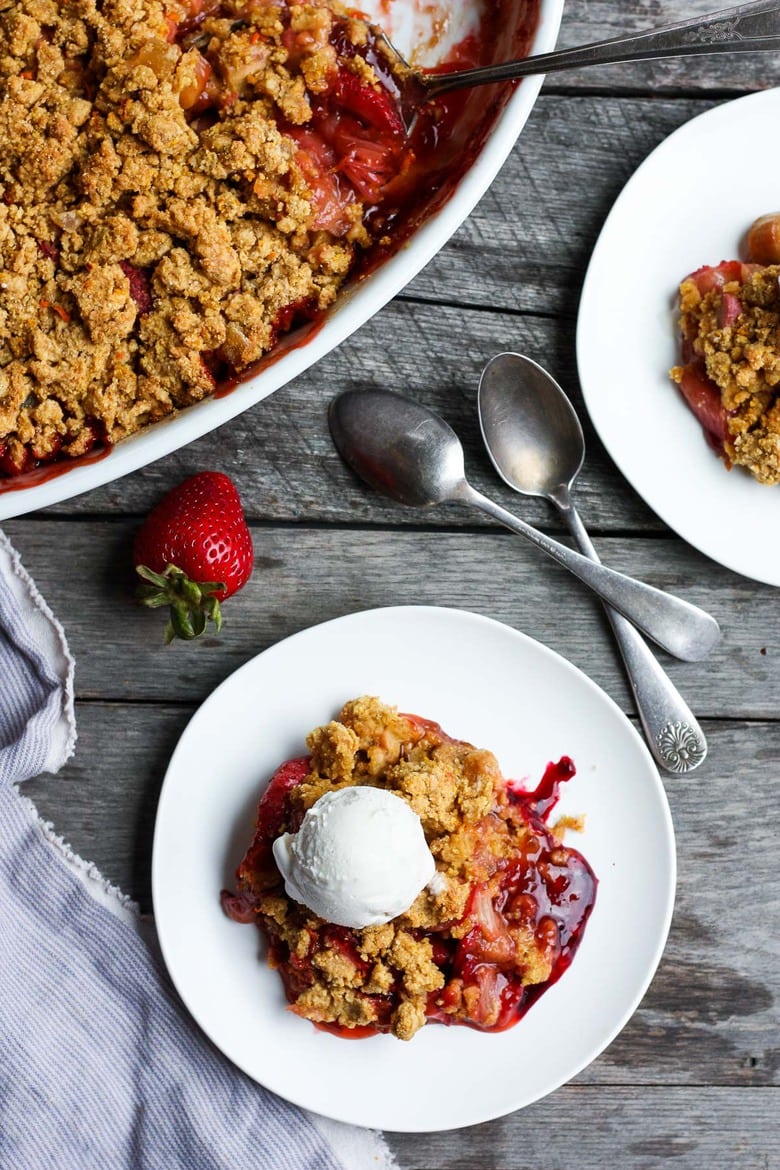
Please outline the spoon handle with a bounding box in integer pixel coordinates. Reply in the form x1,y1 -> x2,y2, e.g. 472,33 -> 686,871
424,0 -> 780,96
461,484 -> 720,663
562,502 -> 707,773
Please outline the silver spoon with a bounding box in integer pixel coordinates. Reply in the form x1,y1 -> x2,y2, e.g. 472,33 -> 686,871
478,353 -> 707,773
381,0 -> 780,132
329,388 -> 720,663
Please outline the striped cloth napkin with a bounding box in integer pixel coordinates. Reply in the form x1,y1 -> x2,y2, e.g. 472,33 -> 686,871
0,531 -> 397,1170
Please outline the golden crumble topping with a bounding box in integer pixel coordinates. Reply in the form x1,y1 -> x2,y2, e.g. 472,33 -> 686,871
0,0 -> 407,474
671,257 -> 780,484
222,696 -> 597,1041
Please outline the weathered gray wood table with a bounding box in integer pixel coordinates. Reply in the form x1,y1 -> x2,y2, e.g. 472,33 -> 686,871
7,1 -> 780,1165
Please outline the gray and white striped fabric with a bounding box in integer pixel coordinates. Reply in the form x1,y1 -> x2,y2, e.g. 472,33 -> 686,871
0,532 -> 396,1170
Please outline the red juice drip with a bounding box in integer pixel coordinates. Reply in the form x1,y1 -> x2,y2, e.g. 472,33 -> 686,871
509,754 -> 577,821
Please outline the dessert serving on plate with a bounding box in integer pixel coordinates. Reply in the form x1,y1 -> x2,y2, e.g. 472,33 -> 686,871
670,211 -> 780,485
0,0 -> 540,482
222,695 -> 597,1040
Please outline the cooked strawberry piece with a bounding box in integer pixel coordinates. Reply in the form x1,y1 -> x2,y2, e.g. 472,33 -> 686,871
332,67 -> 404,137
285,60 -> 409,215
302,105 -> 405,206
676,363 -> 728,448
233,757 -> 310,897
289,128 -> 355,234
119,261 -> 153,315
335,134 -> 401,203
254,757 -> 311,840
220,890 -> 257,923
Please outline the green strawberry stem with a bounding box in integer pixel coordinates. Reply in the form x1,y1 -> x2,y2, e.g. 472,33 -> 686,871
136,564 -> 226,644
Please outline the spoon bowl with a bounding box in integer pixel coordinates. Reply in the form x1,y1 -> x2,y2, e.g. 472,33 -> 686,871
479,353 -> 585,504
328,389 -> 468,508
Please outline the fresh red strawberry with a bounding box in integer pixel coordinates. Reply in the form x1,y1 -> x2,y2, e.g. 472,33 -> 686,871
134,471 -> 253,643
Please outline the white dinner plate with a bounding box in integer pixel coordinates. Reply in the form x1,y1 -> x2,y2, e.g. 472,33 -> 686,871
577,88 -> 780,586
152,606 -> 675,1132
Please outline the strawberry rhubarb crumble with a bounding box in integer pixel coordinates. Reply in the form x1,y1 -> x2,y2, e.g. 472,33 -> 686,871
221,696 -> 597,1041
670,212 -> 780,484
0,0 -> 539,480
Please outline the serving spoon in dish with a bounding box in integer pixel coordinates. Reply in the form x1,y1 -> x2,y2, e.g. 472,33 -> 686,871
478,352 -> 707,774
379,0 -> 780,131
329,388 -> 721,663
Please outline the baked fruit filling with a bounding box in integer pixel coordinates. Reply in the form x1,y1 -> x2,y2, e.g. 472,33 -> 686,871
222,697 -> 597,1041
670,213 -> 780,484
1,0 -> 507,477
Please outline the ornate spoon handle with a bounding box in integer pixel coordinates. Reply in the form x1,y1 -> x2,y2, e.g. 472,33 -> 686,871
561,501 -> 707,774
424,0 -> 780,97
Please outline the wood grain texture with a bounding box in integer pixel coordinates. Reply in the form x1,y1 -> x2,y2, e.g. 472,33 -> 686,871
387,1087 -> 780,1168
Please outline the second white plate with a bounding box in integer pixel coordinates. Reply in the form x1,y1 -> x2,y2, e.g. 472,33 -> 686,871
577,88 -> 780,586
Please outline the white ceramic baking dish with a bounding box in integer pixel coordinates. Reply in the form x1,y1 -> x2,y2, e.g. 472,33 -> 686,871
0,0 -> 563,518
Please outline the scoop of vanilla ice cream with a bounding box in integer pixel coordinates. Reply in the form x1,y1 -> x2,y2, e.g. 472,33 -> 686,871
272,786 -> 436,929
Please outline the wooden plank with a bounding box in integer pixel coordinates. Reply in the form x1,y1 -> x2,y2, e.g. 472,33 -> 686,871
4,520 -> 776,717
386,1086 -> 780,1168
22,711 -> 780,1089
